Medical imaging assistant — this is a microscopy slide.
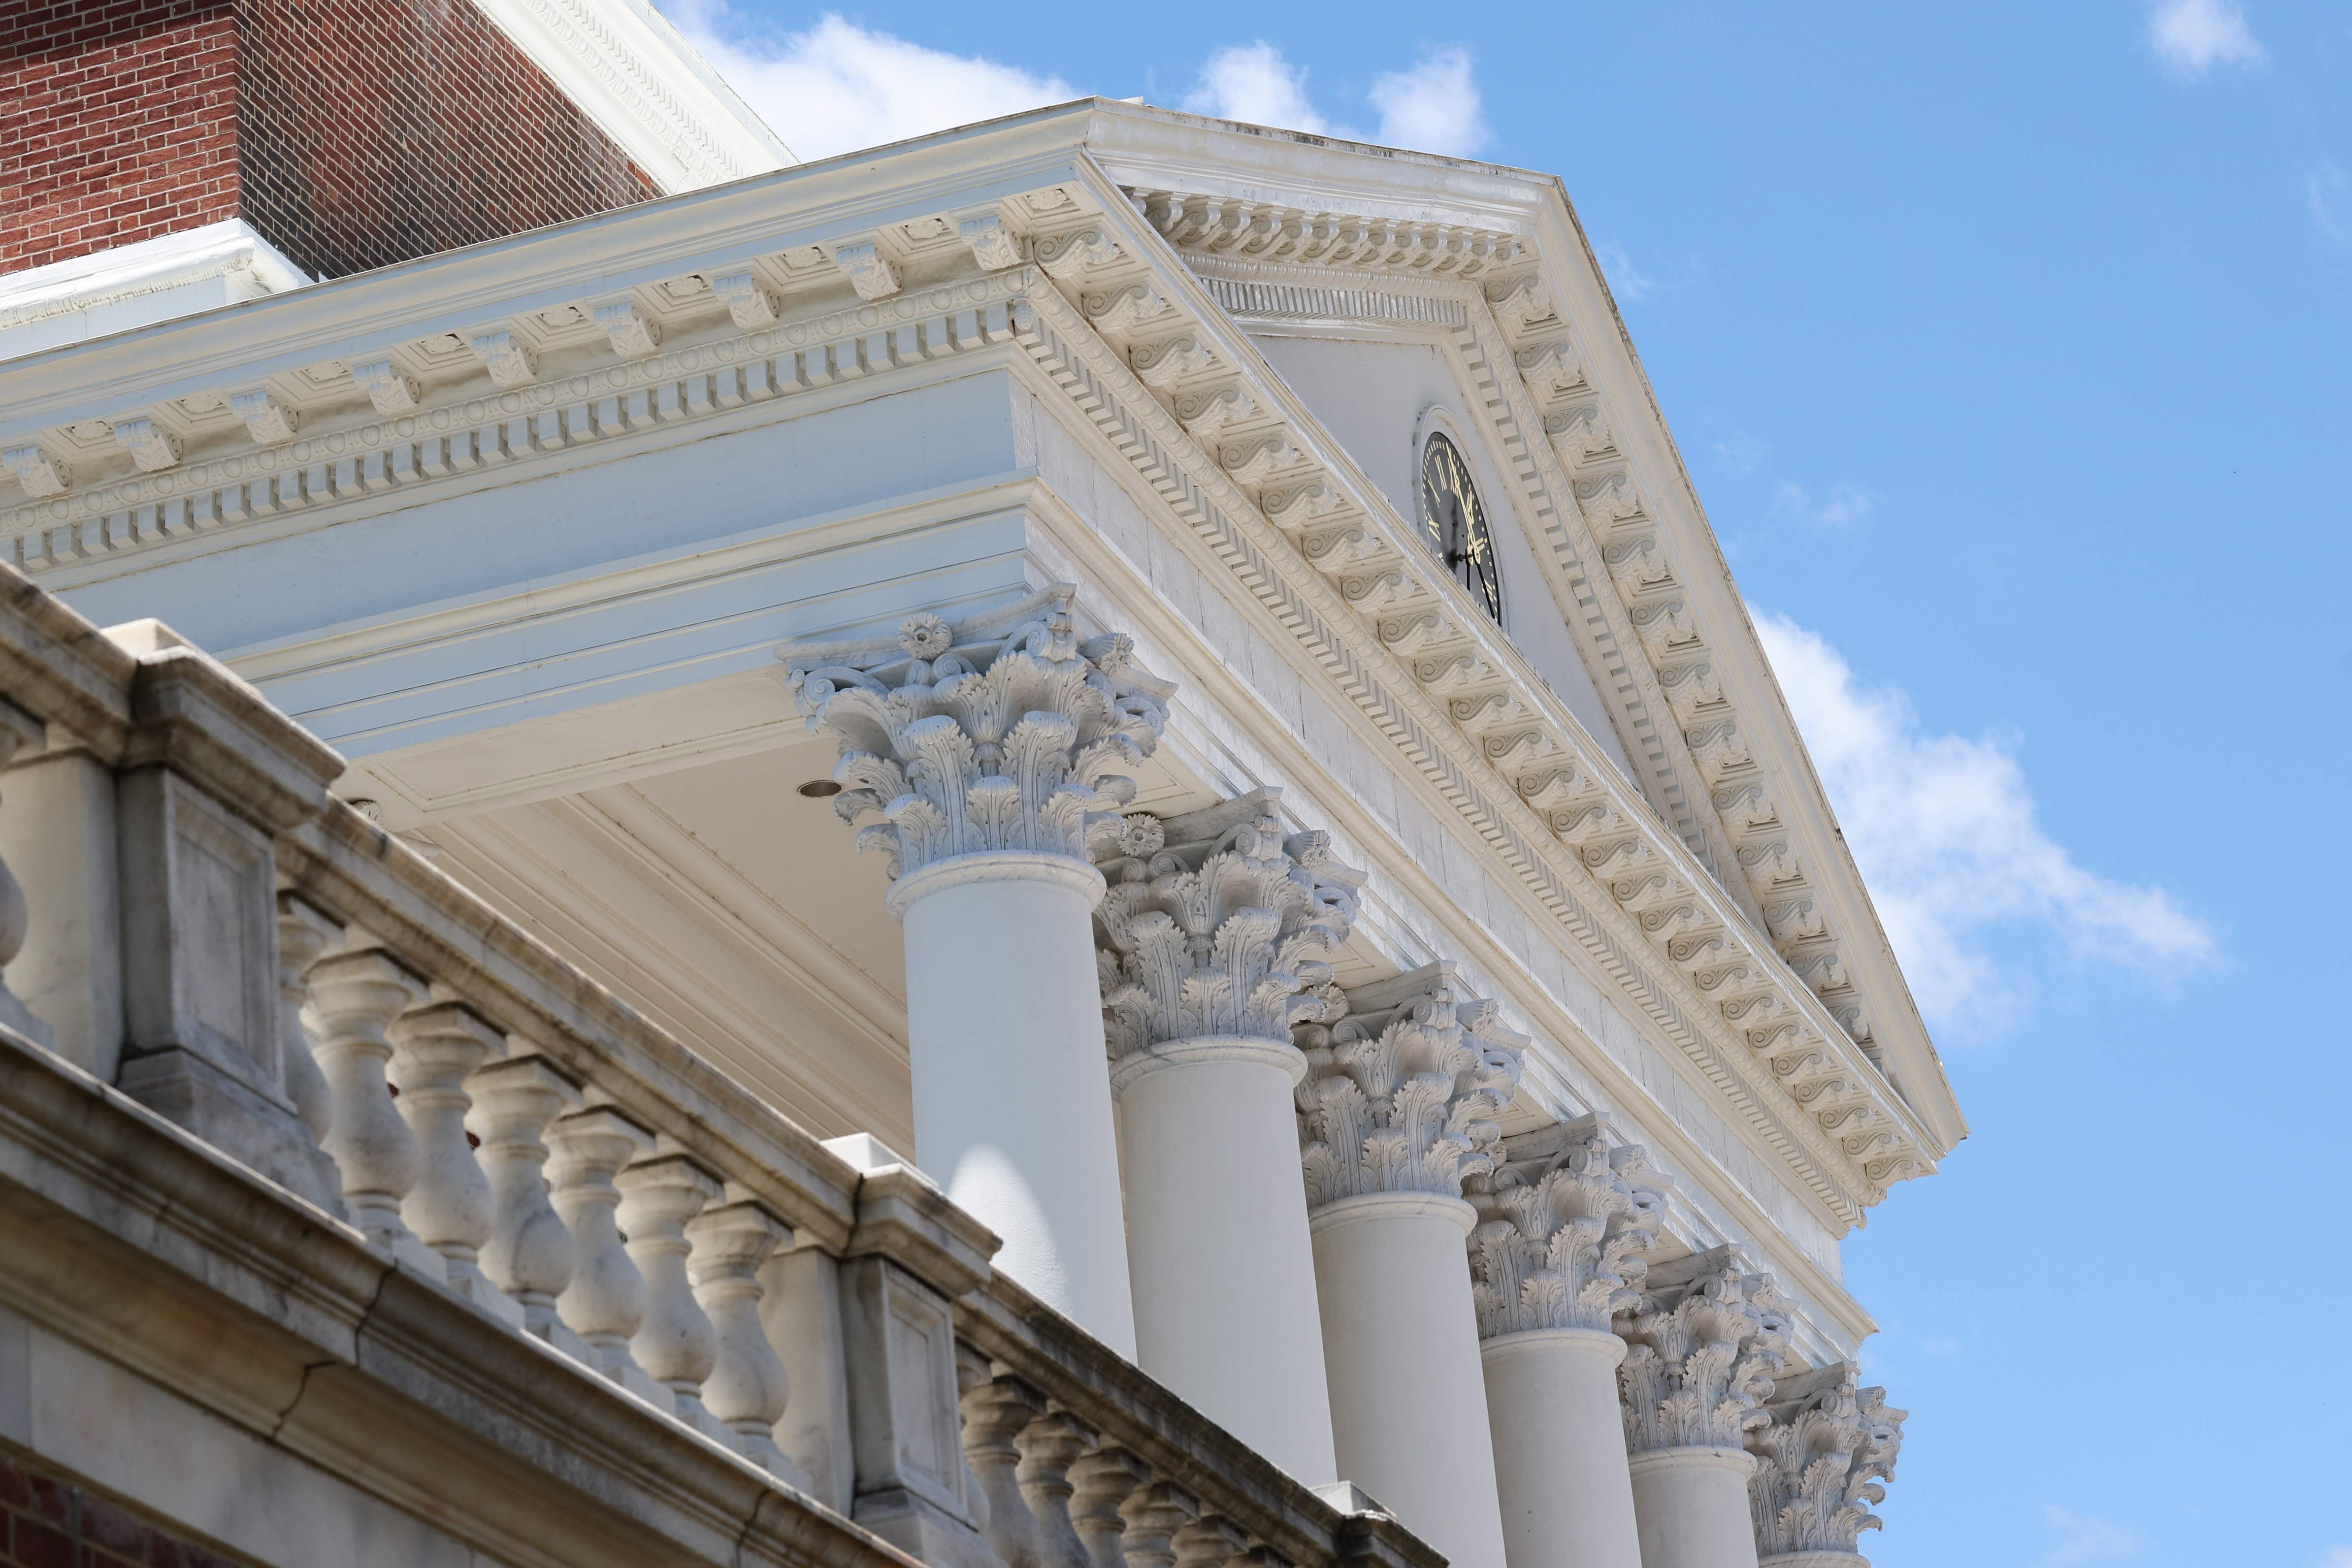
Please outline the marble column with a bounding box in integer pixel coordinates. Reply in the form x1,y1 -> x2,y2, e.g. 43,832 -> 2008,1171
1297,963 -> 1522,1568
784,591 -> 1174,1358
1093,789 -> 1361,1485
1616,1249 -> 1789,1568
1467,1118 -> 1664,1568
1743,1362 -> 1905,1568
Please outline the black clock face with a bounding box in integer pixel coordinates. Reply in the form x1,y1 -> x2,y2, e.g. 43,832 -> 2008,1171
1419,432 -> 1503,624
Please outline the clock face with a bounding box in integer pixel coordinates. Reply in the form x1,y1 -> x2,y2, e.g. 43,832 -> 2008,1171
1419,432 -> 1503,624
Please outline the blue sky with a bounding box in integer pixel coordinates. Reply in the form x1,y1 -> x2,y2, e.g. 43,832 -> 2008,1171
658,2 -> 2352,1562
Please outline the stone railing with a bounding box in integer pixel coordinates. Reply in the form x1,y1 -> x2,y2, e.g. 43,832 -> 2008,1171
0,563 -> 1436,1568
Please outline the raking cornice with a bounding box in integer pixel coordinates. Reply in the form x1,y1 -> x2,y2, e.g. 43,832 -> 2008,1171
1002,200 -> 1931,1222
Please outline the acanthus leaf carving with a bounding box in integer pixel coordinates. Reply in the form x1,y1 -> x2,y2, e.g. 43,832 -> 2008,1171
780,588 -> 1175,883
1094,790 -> 1365,1067
1294,963 -> 1526,1209
1468,1117 -> 1665,1339
1617,1247 -> 1789,1455
1746,1361 -> 1905,1560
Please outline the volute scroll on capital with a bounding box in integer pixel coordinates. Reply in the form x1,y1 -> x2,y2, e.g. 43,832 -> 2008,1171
1092,788 -> 1367,1077
1467,1116 -> 1665,1341
1616,1246 -> 1791,1456
778,586 -> 1176,887
1292,962 -> 1528,1210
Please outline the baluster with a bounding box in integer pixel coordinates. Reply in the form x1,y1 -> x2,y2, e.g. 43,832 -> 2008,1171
954,1346 -> 994,1542
0,712 -> 52,1049
1119,1483 -> 1198,1568
685,1197 -> 809,1482
1015,1409 -> 1099,1568
618,1152 -> 724,1431
274,894 -> 338,1149
466,1052 -> 580,1344
305,949 -> 434,1271
1170,1516 -> 1250,1568
386,1000 -> 519,1324
1070,1446 -> 1153,1568
962,1369 -> 1047,1568
548,1107 -> 669,1404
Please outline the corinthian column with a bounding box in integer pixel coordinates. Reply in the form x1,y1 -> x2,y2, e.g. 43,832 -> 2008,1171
783,590 -> 1174,1357
1468,1119 -> 1663,1568
1616,1249 -> 1789,1568
1094,789 -> 1361,1484
1296,963 -> 1521,1568
1744,1363 -> 1904,1568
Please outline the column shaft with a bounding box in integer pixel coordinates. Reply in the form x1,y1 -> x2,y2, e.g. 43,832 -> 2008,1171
899,855 -> 1135,1358
1117,1042 -> 1336,1483
1313,1192 -> 1507,1568
1627,1448 -> 1760,1568
1483,1329 -> 1642,1568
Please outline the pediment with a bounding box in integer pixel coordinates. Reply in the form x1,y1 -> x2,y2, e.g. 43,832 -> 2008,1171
1090,136 -> 1960,1152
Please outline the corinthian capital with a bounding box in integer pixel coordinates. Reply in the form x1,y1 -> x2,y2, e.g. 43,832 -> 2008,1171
1093,790 -> 1365,1071
1617,1247 -> 1790,1454
1468,1117 -> 1665,1339
781,588 -> 1176,884
1293,962 -> 1526,1209
1746,1362 -> 1905,1561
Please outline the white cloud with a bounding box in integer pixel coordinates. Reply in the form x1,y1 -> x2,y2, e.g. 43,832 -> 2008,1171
2318,1550 -> 2352,1568
1368,48 -> 1492,157
1591,238 -> 1657,302
1181,41 -> 1491,156
1771,480 -> 1875,530
1714,432 -> 1770,474
2309,162 -> 2352,247
2145,0 -> 2266,77
2040,1505 -> 2140,1566
662,2 -> 1075,162
1182,42 -> 1332,133
1753,612 -> 2214,1034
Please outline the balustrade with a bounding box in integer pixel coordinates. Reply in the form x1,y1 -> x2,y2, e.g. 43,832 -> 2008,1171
0,564 -> 1446,1568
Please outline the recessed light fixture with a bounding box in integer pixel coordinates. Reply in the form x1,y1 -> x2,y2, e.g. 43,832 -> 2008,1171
797,779 -> 842,799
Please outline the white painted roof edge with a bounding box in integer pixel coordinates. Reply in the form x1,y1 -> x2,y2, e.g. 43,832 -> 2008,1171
0,221 -> 309,336
465,0 -> 795,193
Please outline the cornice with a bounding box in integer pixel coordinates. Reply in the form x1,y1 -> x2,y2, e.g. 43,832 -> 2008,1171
466,0 -> 795,192
1081,111 -> 1960,1147
1000,188 -> 1933,1219
1132,195 -> 1905,1079
0,108 -> 1945,1217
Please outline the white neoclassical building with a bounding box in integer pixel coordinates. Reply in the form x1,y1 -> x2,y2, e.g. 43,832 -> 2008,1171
0,22 -> 1959,1568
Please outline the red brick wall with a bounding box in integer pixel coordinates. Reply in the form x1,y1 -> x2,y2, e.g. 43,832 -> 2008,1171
1,0 -> 657,281
0,1445 -> 245,1568
0,1 -> 243,272
236,0 -> 657,280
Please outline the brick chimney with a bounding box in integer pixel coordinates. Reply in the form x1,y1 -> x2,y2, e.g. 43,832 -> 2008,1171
3,0 -> 661,282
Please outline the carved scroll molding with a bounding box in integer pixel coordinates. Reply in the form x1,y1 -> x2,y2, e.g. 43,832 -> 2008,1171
780,587 -> 1175,884
1293,963 -> 1526,1208
0,183 -> 1100,560
1467,1116 -> 1664,1339
1616,1247 -> 1790,1456
1093,788 -> 1365,1070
